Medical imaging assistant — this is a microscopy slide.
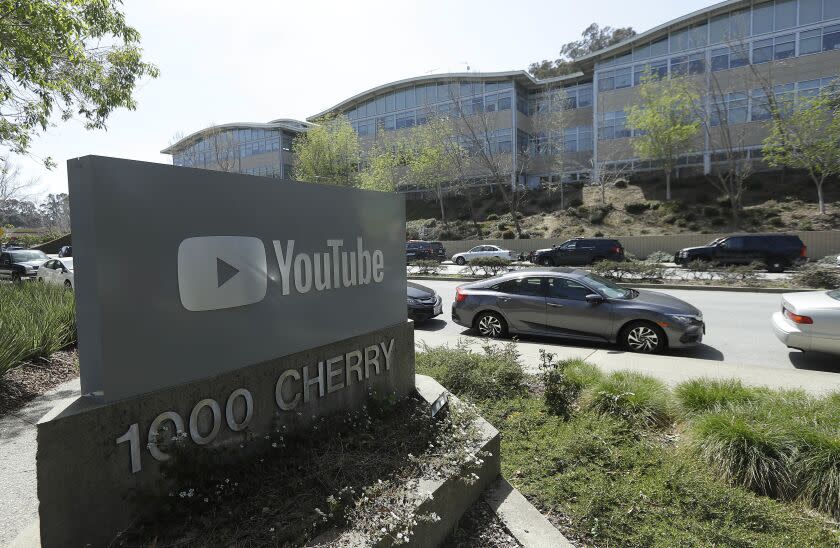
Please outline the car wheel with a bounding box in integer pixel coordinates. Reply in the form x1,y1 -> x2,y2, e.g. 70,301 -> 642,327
591,256 -> 607,264
475,312 -> 507,339
455,256 -> 466,266
64,280 -> 72,290
539,257 -> 552,267
621,321 -> 666,354
11,272 -> 21,283
766,258 -> 786,273
37,277 -> 44,283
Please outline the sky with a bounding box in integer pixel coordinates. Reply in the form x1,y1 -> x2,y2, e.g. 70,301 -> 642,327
14,0 -> 717,198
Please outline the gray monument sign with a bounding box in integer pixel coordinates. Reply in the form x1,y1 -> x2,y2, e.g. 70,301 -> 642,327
37,157 -> 415,547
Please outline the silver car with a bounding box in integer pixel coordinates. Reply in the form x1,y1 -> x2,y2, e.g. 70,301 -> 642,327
451,268 -> 704,353
772,289 -> 840,356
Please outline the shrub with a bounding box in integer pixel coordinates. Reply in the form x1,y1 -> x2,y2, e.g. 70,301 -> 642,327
710,217 -> 726,227
645,250 -> 673,264
815,255 -> 839,266
415,341 -> 525,401
497,222 -> 507,231
593,231 -> 604,237
0,283 -> 77,377
613,180 -> 628,189
675,378 -> 763,415
588,204 -> 612,225
791,265 -> 840,289
485,213 -> 499,221
625,202 -> 651,215
796,429 -> 840,518
467,256 -> 512,277
690,411 -> 796,498
663,215 -> 677,224
501,230 -> 515,239
408,260 -> 442,275
539,352 -> 602,418
583,371 -> 675,429
701,206 -> 719,217
590,260 -> 666,282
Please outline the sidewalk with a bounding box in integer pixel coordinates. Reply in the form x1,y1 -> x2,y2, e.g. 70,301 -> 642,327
415,330 -> 840,395
0,377 -> 80,547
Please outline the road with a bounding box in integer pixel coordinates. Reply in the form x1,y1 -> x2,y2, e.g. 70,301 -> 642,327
411,279 -> 840,373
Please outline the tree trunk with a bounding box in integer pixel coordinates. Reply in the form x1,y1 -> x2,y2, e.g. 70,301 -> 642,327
436,183 -> 446,224
665,169 -> 672,201
817,180 -> 826,215
560,179 -> 565,210
463,186 -> 483,237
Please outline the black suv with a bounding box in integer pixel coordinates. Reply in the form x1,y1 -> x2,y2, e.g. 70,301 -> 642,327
674,234 -> 807,272
529,238 -> 625,266
0,249 -> 49,282
406,241 -> 446,262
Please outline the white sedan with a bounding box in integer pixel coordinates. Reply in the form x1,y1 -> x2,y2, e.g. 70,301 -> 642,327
772,289 -> 840,355
36,257 -> 74,289
452,245 -> 517,265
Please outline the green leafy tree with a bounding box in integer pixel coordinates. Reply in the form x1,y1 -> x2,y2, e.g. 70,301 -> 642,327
358,134 -> 400,192
529,23 -> 636,79
292,115 -> 360,187
627,75 -> 700,201
402,117 -> 458,224
763,84 -> 840,215
0,0 -> 159,165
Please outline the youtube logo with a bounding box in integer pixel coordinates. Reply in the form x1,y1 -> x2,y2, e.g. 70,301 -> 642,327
178,236 -> 268,311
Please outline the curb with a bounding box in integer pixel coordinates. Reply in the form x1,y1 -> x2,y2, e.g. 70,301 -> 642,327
484,476 -> 574,548
408,276 -> 813,294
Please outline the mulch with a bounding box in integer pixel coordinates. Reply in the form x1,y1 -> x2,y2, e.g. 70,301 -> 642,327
443,497 -> 522,548
0,349 -> 79,417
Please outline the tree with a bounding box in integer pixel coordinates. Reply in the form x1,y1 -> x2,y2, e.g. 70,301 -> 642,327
206,126 -> 241,173
40,193 -> 71,233
402,117 -> 458,224
529,23 -> 636,79
0,158 -> 36,210
358,132 -> 400,193
0,0 -> 159,164
763,82 -> 840,215
292,115 -> 360,187
627,75 -> 700,200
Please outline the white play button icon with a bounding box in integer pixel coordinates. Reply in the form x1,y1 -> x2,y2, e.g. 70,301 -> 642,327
178,236 -> 268,311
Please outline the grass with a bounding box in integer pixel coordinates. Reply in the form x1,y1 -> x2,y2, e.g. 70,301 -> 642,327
417,345 -> 840,546
0,282 -> 76,378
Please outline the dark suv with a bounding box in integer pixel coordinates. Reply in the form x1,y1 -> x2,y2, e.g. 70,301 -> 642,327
406,241 -> 446,262
530,238 -> 625,266
674,234 -> 807,272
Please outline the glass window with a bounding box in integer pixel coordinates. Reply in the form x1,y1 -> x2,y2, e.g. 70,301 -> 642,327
774,34 -> 796,59
710,13 -> 729,44
775,0 -> 797,29
751,89 -> 772,121
385,93 -> 395,112
753,38 -> 774,63
650,36 -> 669,57
498,278 -> 545,297
730,44 -> 750,67
670,28 -> 689,52
670,55 -> 688,76
689,52 -> 706,74
798,78 -> 822,98
614,67 -> 632,89
729,92 -> 748,123
689,23 -> 708,48
711,47 -> 729,71
578,85 -> 592,107
498,93 -> 512,110
800,28 -> 823,54
826,0 -> 840,20
548,278 -> 591,301
424,84 -> 437,104
404,87 -> 416,108
753,2 -> 774,34
800,0 -> 823,23
395,112 -> 415,129
598,71 -> 614,91
730,8 -> 751,38
824,24 -> 840,50
415,86 -> 426,106
395,89 -> 406,110
375,96 -> 385,115
633,43 -> 651,60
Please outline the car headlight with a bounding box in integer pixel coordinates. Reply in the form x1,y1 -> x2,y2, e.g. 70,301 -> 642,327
668,314 -> 703,325
407,297 -> 420,305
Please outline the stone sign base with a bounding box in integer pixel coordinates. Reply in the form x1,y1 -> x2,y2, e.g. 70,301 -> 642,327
37,321 -> 415,548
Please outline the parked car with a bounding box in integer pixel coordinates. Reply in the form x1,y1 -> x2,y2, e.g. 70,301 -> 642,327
407,281 -> 442,323
0,249 -> 49,282
36,257 -> 74,289
58,245 -> 73,258
452,245 -> 517,266
529,238 -> 625,266
451,268 -> 704,354
674,234 -> 807,272
771,289 -> 840,356
406,241 -> 446,262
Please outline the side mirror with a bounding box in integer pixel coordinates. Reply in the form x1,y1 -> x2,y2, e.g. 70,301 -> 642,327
585,294 -> 605,305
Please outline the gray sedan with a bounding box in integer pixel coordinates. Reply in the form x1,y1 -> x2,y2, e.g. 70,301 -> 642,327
451,268 -> 705,353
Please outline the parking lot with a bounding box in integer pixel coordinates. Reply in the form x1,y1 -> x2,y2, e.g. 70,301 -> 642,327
412,279 -> 840,373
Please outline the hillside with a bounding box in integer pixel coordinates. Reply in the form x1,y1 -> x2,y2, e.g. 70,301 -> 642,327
405,173 -> 840,241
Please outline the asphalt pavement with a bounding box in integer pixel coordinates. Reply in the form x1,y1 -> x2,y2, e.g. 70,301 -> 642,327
411,279 -> 840,373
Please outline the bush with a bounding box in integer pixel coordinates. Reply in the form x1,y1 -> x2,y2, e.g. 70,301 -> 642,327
539,352 -> 602,418
0,283 -> 77,377
415,341 -> 525,401
613,180 -> 628,189
496,222 -> 507,231
675,378 -> 763,415
625,202 -> 651,215
485,213 -> 499,221
663,214 -> 677,224
466,256 -> 512,277
645,250 -> 673,264
583,371 -> 675,429
408,260 -> 442,275
815,255 -> 839,266
501,230 -> 515,239
710,217 -> 726,227
701,206 -> 720,217
791,265 -> 840,289
590,260 -> 666,282
796,429 -> 840,518
588,204 -> 612,225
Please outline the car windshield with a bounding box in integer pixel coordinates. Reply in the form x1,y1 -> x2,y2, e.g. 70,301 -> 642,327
581,272 -> 635,299
707,238 -> 723,246
10,250 -> 47,262
828,290 -> 840,301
